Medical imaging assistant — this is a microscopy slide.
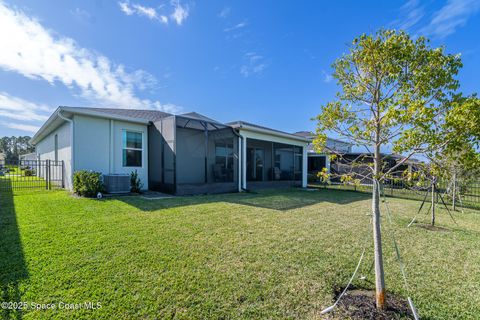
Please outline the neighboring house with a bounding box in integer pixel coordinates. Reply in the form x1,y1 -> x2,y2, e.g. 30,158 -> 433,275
0,153 -> 5,162
292,131 -> 420,183
31,107 -> 309,195
293,131 -> 352,179
330,153 -> 421,184
19,152 -> 37,161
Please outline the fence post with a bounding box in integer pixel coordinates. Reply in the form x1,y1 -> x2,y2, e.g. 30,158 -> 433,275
46,159 -> 50,190
61,161 -> 65,189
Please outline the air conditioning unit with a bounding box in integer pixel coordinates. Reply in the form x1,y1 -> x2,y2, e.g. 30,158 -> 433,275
103,174 -> 130,193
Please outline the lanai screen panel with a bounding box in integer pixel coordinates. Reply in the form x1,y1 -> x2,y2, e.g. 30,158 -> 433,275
148,122 -> 163,190
175,116 -> 238,187
208,128 -> 238,183
161,116 -> 176,189
273,143 -> 302,181
176,127 -> 206,184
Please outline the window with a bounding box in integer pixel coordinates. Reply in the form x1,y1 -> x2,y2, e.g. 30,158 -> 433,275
214,139 -> 234,182
123,131 -> 142,167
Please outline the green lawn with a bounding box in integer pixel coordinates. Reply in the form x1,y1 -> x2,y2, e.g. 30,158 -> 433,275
1,188 -> 479,319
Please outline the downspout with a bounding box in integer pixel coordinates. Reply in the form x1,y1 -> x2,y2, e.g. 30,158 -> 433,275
58,110 -> 74,190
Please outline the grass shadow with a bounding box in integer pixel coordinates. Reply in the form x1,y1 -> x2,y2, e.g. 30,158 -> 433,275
0,181 -> 28,320
111,188 -> 371,212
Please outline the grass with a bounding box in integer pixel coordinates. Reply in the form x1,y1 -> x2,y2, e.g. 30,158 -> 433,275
0,172 -> 56,191
311,182 -> 480,210
1,188 -> 480,319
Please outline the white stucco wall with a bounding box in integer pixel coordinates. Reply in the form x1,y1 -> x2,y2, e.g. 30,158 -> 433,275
73,114 -> 149,190
73,115 -> 110,175
35,121 -> 72,188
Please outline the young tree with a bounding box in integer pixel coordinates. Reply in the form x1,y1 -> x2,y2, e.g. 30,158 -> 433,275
429,98 -> 480,211
430,148 -> 480,213
314,30 -> 463,309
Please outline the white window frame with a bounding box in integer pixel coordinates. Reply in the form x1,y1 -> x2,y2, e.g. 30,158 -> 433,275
122,130 -> 143,168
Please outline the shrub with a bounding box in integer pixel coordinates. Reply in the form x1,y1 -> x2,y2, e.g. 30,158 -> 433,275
130,170 -> 143,193
24,169 -> 36,176
73,170 -> 104,197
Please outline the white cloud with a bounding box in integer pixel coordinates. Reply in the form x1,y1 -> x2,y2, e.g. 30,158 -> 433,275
118,1 -> 168,24
133,4 -> 157,19
395,0 -> 480,38
70,7 -> 94,24
224,20 -> 248,32
0,92 -> 51,122
420,0 -> 480,38
119,1 -> 134,15
0,2 -> 180,113
170,0 -> 189,25
321,70 -> 333,83
396,0 -> 425,30
118,1 -> 189,26
160,15 -> 169,24
240,52 -> 267,77
218,7 -> 230,19
0,121 -> 40,133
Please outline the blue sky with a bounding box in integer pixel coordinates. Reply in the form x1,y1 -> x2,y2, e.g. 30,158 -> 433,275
0,0 -> 479,137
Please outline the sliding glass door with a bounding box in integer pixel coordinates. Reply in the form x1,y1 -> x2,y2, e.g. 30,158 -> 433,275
247,147 -> 264,181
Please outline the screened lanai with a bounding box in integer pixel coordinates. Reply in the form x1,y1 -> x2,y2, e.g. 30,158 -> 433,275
148,113 -> 239,195
229,120 -> 309,190
245,138 -> 303,188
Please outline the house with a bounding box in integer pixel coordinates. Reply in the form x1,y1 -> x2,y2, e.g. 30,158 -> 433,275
19,152 -> 37,161
329,152 -> 421,183
292,131 -> 352,179
292,131 -> 420,183
30,107 -> 309,195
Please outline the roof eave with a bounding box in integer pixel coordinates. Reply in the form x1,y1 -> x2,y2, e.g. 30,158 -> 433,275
30,107 -> 62,145
60,106 -> 151,124
232,122 -> 309,143
30,106 -> 151,145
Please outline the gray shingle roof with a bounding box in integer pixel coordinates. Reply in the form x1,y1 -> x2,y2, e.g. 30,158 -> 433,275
68,107 -> 173,121
179,112 -> 222,124
293,131 -> 313,137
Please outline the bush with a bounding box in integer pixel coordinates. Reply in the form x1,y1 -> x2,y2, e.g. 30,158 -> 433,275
24,169 -> 35,176
73,170 -> 104,197
130,170 -> 143,193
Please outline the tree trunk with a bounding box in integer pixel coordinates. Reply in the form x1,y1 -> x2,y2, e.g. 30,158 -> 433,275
431,180 -> 436,226
452,172 -> 457,211
372,144 -> 386,309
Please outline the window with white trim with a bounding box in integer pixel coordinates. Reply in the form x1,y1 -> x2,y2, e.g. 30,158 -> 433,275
122,131 -> 142,167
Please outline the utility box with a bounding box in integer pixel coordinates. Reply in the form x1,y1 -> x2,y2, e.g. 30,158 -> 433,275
103,174 -> 130,193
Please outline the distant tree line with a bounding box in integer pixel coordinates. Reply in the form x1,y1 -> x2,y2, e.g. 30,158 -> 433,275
0,136 -> 35,161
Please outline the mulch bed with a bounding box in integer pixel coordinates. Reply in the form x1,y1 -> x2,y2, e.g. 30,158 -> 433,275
416,223 -> 450,232
332,288 -> 414,319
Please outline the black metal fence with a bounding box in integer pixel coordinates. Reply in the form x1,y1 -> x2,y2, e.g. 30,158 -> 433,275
310,179 -> 480,210
0,160 -> 64,191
